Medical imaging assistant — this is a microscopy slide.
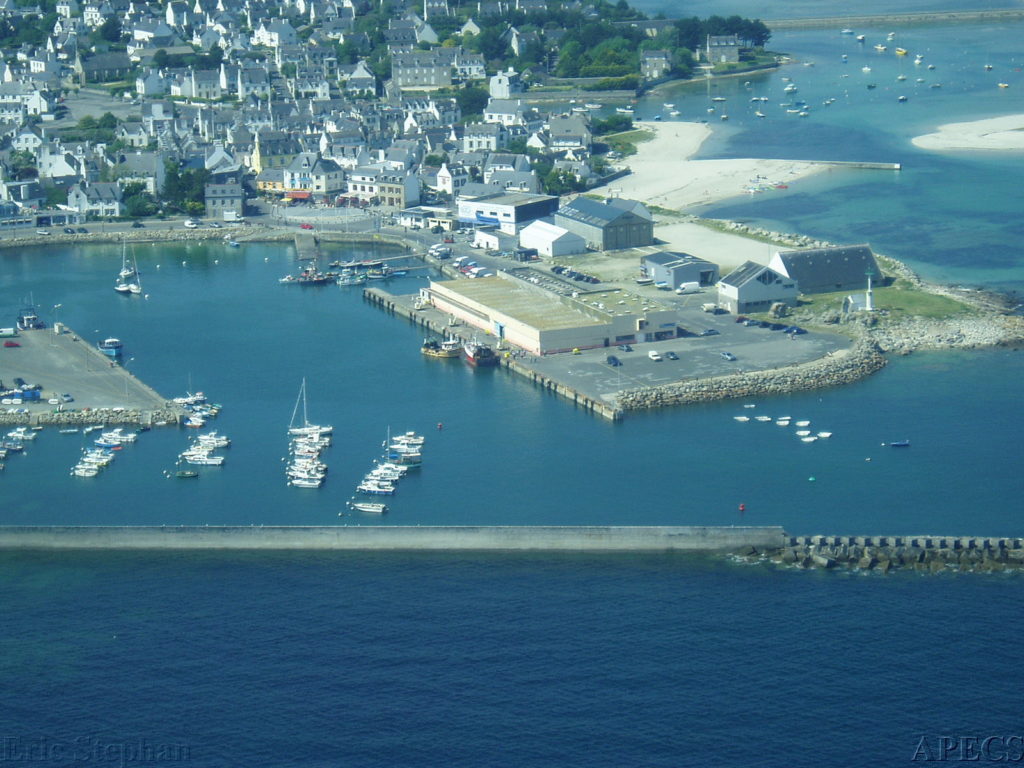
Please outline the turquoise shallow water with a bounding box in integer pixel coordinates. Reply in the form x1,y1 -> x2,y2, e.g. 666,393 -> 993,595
2,12 -> 1023,766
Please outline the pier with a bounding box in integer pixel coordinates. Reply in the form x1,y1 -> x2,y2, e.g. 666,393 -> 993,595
0,525 -> 788,551
293,232 -> 319,260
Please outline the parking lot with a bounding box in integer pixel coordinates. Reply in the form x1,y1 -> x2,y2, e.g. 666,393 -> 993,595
518,310 -> 848,403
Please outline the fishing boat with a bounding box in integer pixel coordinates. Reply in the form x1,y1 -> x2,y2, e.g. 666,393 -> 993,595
289,476 -> 323,488
288,378 -> 333,436
615,106 -> 634,114
348,501 -> 387,514
464,339 -> 498,367
422,337 -> 462,358
895,47 -> 907,56
887,439 -> 911,447
97,338 -> 123,357
336,268 -> 366,286
584,103 -> 602,109
733,416 -> 750,422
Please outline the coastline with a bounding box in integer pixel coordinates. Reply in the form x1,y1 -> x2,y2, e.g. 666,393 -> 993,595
911,113 -> 1024,151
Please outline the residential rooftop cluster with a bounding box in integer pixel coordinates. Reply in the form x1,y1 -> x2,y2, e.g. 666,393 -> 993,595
0,0 -> 769,224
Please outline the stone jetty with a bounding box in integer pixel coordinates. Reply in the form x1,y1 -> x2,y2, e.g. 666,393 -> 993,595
733,535 -> 1024,574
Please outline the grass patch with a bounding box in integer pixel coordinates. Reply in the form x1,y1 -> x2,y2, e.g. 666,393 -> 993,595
798,287 -> 974,319
602,128 -> 655,157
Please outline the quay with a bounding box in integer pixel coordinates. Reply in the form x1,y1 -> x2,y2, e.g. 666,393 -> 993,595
0,525 -> 788,551
362,287 -> 625,421
0,323 -> 182,426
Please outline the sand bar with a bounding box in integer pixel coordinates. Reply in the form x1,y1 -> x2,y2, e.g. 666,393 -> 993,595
912,113 -> 1024,151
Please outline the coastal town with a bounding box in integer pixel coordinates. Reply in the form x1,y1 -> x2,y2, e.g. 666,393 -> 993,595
1,0 -> 1022,427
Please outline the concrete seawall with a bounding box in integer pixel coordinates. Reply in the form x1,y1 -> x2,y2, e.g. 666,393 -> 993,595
0,525 -> 787,552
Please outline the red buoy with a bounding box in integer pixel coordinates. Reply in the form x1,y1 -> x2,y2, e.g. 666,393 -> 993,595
738,503 -> 746,513
437,422 -> 443,430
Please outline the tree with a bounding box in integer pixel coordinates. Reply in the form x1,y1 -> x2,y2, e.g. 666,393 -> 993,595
152,49 -> 169,69
98,15 -> 121,42
9,150 -> 37,180
280,62 -> 297,78
455,86 -> 489,118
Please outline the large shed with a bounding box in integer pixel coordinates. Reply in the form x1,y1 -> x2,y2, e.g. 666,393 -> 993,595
769,244 -> 880,295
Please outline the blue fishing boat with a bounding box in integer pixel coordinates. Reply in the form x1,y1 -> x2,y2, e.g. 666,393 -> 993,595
97,338 -> 123,357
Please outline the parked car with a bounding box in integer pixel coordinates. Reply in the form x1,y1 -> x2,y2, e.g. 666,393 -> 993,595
735,316 -> 748,323
648,350 -> 663,362
785,326 -> 807,335
299,223 -> 314,230
769,323 -> 787,331
617,344 -> 633,352
606,355 -> 622,367
665,351 -> 679,360
699,329 -> 720,337
131,221 -> 144,228
3,340 -> 20,348
209,222 -> 222,229
35,229 -> 50,235
76,227 -> 88,233
60,393 -> 74,403
720,351 -> 737,361
63,227 -> 75,234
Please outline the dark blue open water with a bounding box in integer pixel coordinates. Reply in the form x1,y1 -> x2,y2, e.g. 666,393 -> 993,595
2,11 -> 1023,766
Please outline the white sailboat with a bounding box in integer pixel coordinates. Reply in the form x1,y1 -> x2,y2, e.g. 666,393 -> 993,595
288,378 -> 333,436
115,242 -> 142,294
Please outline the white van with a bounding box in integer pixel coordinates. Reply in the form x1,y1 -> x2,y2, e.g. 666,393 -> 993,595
184,219 -> 200,229
648,350 -> 663,361
675,282 -> 701,295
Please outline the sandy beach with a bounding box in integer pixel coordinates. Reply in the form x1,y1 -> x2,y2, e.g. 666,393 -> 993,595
590,121 -> 827,270
595,121 -> 824,213
911,113 -> 1024,151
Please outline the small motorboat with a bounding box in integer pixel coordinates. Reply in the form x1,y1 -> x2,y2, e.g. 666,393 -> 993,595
176,470 -> 199,478
886,440 -> 911,447
349,501 -> 388,514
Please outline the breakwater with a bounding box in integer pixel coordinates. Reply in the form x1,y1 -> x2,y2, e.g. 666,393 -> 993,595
734,535 -> 1024,573
0,525 -> 788,552
767,9 -> 1024,29
617,340 -> 886,411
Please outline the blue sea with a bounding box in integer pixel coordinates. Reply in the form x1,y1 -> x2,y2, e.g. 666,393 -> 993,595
2,9 -> 1024,766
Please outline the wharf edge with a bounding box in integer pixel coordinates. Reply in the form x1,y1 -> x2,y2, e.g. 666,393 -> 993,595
0,525 -> 787,551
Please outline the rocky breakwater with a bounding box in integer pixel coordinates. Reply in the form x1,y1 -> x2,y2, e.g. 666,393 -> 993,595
616,340 -> 886,411
732,535 -> 1024,574
0,406 -> 184,427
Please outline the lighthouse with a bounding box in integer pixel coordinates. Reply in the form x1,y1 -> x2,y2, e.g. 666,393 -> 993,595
864,267 -> 875,312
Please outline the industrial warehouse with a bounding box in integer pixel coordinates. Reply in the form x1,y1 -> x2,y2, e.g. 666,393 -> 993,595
424,270 -> 680,355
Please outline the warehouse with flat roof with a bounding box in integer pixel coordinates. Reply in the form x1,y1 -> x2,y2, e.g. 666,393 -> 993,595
426,273 -> 680,355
